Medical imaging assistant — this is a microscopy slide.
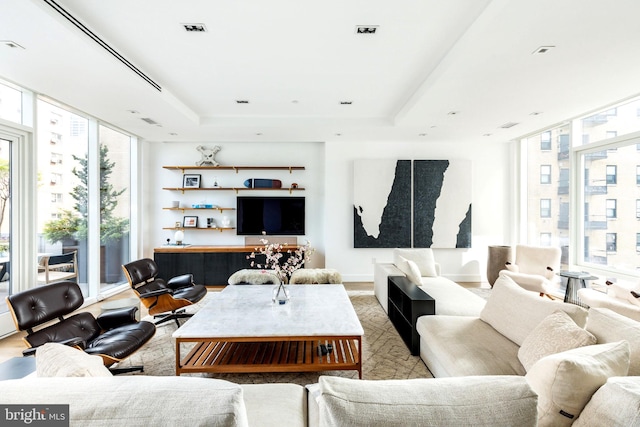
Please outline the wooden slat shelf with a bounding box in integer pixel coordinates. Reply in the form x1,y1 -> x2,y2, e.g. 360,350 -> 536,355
176,338 -> 361,376
162,207 -> 235,212
163,187 -> 305,194
163,165 -> 305,173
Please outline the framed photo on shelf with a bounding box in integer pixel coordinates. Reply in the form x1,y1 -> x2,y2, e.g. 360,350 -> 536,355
174,221 -> 182,228
183,174 -> 201,188
183,216 -> 198,228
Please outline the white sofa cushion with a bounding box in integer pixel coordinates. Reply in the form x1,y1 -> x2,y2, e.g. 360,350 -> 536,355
525,341 -> 630,427
36,342 -> 113,377
0,376 -> 250,427
585,307 -> 640,376
396,256 -> 422,285
241,383 -> 307,427
418,279 -> 486,317
518,311 -> 596,372
480,273 -> 588,346
316,375 -> 537,427
573,376 -> 640,426
417,315 -> 525,377
393,248 -> 437,277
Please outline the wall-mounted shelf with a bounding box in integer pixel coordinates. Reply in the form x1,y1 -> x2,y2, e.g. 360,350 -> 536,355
163,165 -> 305,174
163,207 -> 235,213
163,227 -> 235,232
163,187 -> 305,194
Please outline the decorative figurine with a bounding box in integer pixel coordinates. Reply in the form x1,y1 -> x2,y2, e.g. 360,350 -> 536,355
196,145 -> 221,166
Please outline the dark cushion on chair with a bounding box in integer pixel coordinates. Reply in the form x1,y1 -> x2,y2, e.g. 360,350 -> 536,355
85,321 -> 156,361
26,312 -> 102,349
173,284 -> 207,303
7,281 -> 84,330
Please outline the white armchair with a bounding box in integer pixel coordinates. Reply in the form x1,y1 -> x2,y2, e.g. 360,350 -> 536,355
500,244 -> 561,297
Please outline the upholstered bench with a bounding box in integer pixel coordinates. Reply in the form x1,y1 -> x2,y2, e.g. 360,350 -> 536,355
228,269 -> 281,285
289,268 -> 342,284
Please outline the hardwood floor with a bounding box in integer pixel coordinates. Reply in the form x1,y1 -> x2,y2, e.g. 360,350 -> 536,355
0,280 -> 487,364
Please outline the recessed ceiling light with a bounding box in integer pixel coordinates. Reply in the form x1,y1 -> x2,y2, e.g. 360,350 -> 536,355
532,46 -> 555,55
529,111 -> 543,116
291,100 -> 299,104
169,132 -> 178,136
335,133 -> 342,137
256,133 -> 262,136
447,111 -> 459,116
0,40 -> 25,49
499,122 -> 519,129
236,100 -> 249,104
182,23 -> 207,32
418,133 -> 427,137
127,110 -> 139,114
140,117 -> 159,125
356,26 -> 378,34
483,133 -> 493,137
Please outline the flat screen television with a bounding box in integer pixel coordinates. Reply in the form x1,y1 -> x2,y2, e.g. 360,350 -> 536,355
236,196 -> 305,236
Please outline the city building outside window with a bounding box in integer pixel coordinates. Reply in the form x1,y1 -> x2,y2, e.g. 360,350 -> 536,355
606,199 -> 617,219
540,165 -> 552,184
540,199 -> 551,218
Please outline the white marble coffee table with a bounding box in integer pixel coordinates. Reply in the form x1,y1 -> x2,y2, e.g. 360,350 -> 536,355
173,284 -> 364,377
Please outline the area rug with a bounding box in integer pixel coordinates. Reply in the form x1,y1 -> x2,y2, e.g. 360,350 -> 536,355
115,290 -> 433,385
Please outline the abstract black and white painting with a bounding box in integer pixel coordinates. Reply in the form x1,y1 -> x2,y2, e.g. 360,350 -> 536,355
413,160 -> 472,248
353,159 -> 472,248
353,159 -> 411,248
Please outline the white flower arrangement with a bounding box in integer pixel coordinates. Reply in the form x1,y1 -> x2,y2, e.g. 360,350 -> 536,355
247,239 -> 314,283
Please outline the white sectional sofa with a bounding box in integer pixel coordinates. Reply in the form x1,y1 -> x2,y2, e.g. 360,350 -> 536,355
374,248 -> 486,316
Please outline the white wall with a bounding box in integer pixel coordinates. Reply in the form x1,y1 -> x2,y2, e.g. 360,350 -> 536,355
324,140 -> 514,282
140,139 -> 514,282
140,141 -> 326,267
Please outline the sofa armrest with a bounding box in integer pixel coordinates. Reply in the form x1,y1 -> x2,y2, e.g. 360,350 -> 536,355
373,263 -> 404,314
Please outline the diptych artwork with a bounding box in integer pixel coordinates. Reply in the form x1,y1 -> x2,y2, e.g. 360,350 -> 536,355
353,159 -> 472,248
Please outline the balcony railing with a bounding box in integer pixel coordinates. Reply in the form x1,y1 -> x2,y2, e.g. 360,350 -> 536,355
584,185 -> 607,195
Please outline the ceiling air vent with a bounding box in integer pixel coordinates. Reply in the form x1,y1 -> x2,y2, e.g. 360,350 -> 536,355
183,23 -> 207,32
141,117 -> 159,125
356,26 -> 378,34
236,100 -> 249,104
42,0 -> 161,92
499,122 -> 519,129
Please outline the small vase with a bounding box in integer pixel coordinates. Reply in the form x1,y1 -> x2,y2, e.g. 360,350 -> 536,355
272,283 -> 290,305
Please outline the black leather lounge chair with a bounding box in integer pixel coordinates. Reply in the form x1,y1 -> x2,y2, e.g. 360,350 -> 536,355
122,258 -> 207,327
6,281 -> 156,374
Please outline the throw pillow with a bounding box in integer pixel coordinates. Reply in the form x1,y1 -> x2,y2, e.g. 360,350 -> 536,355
317,375 -> 537,427
585,307 -> 640,376
36,342 -> 113,377
518,310 -> 596,371
393,248 -> 437,277
525,340 -> 630,427
397,256 -> 422,285
572,377 -> 640,426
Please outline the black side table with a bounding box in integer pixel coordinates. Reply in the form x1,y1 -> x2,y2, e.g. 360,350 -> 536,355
387,276 -> 435,355
559,271 -> 597,308
0,357 -> 36,380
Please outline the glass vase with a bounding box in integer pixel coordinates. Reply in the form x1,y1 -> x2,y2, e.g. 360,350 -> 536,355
272,283 -> 290,305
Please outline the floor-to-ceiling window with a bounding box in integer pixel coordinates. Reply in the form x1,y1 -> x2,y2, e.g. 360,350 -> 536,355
523,125 -> 571,269
97,124 -> 131,291
524,96 -> 640,280
0,137 -> 10,314
575,97 -> 640,276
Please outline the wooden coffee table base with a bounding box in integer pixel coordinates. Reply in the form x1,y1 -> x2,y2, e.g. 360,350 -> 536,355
176,336 -> 362,378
